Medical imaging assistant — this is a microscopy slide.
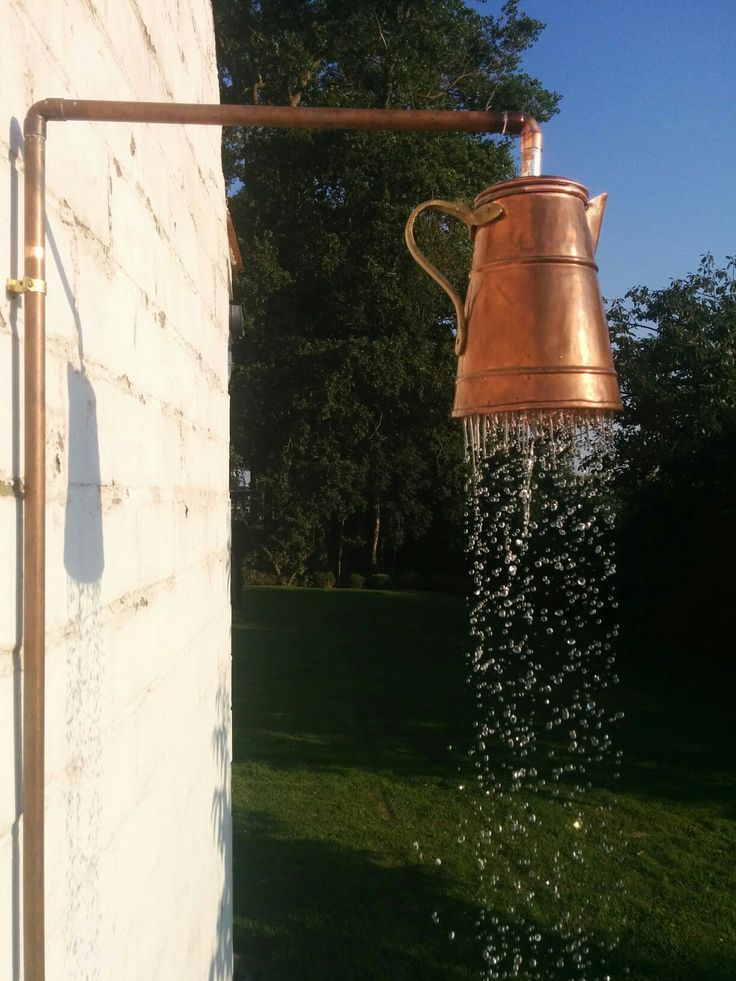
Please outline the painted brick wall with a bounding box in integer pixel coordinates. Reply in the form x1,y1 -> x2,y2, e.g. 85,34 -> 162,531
0,2 -> 232,978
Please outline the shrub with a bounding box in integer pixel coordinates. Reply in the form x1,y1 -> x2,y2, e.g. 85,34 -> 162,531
365,573 -> 392,590
245,569 -> 280,586
346,573 -> 365,590
312,570 -> 336,590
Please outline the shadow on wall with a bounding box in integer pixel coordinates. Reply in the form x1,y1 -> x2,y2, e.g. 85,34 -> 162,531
63,361 -> 106,975
210,680 -> 234,981
64,363 -> 104,582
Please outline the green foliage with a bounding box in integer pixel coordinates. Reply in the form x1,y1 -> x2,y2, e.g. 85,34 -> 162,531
312,569 -> 337,589
244,569 -> 280,586
609,254 -> 736,494
347,572 -> 366,589
215,0 -> 559,580
608,255 -> 736,652
365,572 -> 392,590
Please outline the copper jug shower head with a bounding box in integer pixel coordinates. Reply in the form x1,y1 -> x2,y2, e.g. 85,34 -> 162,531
406,176 -> 622,421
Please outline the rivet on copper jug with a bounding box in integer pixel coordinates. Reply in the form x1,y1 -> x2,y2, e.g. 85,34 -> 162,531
405,176 -> 623,421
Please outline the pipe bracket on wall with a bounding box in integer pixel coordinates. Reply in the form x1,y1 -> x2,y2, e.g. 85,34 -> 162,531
6,276 -> 47,295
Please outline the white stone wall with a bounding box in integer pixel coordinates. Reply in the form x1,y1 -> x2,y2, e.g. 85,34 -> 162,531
0,2 -> 232,978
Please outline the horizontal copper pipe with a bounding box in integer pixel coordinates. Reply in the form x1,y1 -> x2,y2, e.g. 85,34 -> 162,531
25,100 -> 542,175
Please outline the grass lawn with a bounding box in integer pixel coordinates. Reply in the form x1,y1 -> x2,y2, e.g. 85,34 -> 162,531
232,587 -> 736,980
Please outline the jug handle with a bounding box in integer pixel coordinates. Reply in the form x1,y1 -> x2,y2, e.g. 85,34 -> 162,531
405,199 -> 503,355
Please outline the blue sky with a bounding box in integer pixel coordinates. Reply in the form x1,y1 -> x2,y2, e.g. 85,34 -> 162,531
473,0 -> 736,300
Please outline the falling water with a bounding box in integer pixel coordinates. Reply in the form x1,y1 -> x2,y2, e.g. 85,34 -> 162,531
461,410 -> 625,980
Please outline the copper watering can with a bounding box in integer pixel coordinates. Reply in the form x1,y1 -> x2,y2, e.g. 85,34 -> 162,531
405,176 -> 622,417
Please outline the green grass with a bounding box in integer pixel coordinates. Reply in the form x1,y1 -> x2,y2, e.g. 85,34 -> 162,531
232,587 -> 736,980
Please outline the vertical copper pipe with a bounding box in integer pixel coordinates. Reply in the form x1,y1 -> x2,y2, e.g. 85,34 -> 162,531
22,111 -> 47,981
18,98 -> 543,981
518,116 -> 543,177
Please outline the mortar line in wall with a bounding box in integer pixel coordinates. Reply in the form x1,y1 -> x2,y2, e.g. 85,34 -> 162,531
12,8 -> 75,93
42,673 -> 232,949
47,483 -> 231,504
123,814 -> 225,965
46,630 -> 229,798
44,604 -> 231,797
44,176 -> 230,345
43,545 -> 231,651
43,335 -> 229,439
111,163 -> 226,300
45,396 -> 230,462
19,102 -> 228,325
7,107 -> 229,335
4,120 -> 224,300
43,329 -> 230,413
44,492 -> 232,515
98,4 -> 173,103
166,0 -> 220,74
108,633 -> 230,773
139,697 -> 231,841
127,0 -> 176,101
28,93 -> 224,220
37,0 -> 207,120
42,229 -> 231,367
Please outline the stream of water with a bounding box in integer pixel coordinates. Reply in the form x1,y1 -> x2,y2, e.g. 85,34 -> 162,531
460,410 -> 626,980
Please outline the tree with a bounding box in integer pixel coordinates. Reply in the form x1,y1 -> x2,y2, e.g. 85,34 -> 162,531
608,255 -> 736,654
215,0 -> 559,584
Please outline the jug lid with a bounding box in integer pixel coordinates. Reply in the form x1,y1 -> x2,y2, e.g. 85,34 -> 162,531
474,175 -> 590,207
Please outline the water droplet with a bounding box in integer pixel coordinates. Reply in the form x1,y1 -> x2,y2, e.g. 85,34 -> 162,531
462,410 -> 623,974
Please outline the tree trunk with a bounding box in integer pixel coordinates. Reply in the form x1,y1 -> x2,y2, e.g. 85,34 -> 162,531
336,517 -> 344,585
370,497 -> 381,571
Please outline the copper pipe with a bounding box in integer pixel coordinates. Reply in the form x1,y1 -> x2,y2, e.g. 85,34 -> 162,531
26,99 -> 543,174
16,98 -> 542,981
516,114 -> 543,178
21,116 -> 47,981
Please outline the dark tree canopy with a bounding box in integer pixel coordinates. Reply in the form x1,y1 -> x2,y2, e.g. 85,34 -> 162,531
214,0 -> 559,585
608,255 -> 736,655
610,254 -> 736,494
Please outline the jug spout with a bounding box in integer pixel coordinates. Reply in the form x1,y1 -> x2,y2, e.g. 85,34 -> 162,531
586,192 -> 607,252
